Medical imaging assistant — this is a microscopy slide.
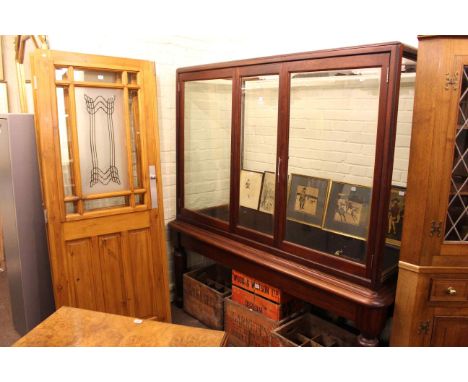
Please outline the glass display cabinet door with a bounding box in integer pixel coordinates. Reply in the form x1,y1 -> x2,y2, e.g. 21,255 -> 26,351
183,78 -> 233,224
238,74 -> 279,236
31,50 -> 171,321
280,54 -> 392,273
382,57 -> 417,275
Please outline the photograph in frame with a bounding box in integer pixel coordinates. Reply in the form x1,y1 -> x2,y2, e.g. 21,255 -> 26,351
239,169 -> 264,210
323,181 -> 372,240
386,186 -> 406,247
259,171 -> 276,214
286,174 -> 330,227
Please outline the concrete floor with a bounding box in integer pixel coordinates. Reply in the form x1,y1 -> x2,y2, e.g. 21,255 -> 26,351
171,304 -> 207,329
0,270 -> 20,347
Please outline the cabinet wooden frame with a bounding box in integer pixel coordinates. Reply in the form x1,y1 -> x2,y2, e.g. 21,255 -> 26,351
173,42 -> 416,345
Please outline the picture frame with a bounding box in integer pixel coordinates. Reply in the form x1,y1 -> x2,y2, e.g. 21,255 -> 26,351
286,174 -> 330,227
239,169 -> 264,210
259,171 -> 276,214
386,186 -> 406,247
323,181 -> 372,240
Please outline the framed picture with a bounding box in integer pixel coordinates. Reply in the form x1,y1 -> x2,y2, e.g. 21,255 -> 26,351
259,171 -> 276,214
239,170 -> 264,210
286,174 -> 330,227
323,181 -> 372,240
386,186 -> 406,247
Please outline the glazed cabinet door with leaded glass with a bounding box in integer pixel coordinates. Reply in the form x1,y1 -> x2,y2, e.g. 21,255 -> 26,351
31,50 -> 171,321
438,55 -> 468,259
401,41 -> 468,266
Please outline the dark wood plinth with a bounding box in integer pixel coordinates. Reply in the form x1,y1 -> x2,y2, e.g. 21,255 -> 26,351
170,219 -> 395,346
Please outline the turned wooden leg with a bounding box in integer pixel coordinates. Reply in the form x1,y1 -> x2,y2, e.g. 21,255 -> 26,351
355,306 -> 389,347
173,245 -> 187,309
357,334 -> 379,347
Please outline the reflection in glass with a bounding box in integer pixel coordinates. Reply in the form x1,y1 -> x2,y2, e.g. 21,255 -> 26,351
74,69 -> 120,83
239,75 -> 279,235
84,196 -> 128,211
285,68 -> 381,263
184,79 -> 232,222
382,59 -> 416,273
135,193 -> 144,206
56,87 -> 76,198
127,72 -> 138,85
55,68 -> 68,81
65,202 -> 77,214
445,66 -> 468,241
129,89 -> 142,188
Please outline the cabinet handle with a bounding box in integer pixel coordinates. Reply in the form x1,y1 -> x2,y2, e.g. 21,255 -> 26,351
446,286 -> 457,295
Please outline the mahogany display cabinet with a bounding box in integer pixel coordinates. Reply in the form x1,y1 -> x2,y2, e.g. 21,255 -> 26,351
169,42 -> 417,346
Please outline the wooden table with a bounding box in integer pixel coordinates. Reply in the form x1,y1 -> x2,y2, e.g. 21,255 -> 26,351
13,306 -> 228,347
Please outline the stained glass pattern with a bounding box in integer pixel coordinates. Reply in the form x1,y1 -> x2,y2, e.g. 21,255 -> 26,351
445,67 -> 468,241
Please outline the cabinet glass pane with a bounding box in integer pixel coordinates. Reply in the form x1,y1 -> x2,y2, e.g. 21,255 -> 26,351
184,79 -> 232,222
383,58 -> 416,272
239,75 -> 279,235
56,87 -> 76,199
445,66 -> 468,242
74,69 -> 121,83
285,68 -> 381,263
129,89 -> 142,188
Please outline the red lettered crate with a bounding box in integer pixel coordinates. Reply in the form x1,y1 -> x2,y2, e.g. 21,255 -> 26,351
232,285 -> 302,321
232,270 -> 290,303
224,297 -> 297,347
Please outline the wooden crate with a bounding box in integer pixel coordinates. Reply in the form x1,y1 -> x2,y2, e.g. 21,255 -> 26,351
271,313 -> 357,347
232,269 -> 290,303
183,264 -> 231,330
231,285 -> 302,321
224,297 -> 298,346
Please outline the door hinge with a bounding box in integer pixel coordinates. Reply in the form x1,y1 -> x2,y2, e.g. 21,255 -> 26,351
177,82 -> 180,92
386,67 -> 389,83
417,320 -> 431,335
445,72 -> 459,90
33,76 -> 38,90
429,221 -> 442,237
43,209 -> 48,224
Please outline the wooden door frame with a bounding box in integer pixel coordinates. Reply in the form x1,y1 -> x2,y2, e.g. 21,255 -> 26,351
31,50 -> 171,321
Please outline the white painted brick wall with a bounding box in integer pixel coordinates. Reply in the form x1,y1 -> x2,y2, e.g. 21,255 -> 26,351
241,74 -> 415,189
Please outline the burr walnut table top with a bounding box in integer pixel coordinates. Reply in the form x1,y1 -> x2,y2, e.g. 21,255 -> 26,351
13,306 -> 228,347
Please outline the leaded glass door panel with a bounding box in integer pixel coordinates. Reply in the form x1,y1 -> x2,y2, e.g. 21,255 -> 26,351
439,56 -> 468,257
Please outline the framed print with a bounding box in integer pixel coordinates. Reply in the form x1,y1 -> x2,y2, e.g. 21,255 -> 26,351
239,169 -> 263,210
286,174 -> 330,227
386,186 -> 406,247
323,181 -> 372,240
259,171 -> 276,214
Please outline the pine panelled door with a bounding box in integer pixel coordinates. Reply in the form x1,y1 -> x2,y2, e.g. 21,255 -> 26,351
31,50 -> 171,322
